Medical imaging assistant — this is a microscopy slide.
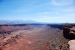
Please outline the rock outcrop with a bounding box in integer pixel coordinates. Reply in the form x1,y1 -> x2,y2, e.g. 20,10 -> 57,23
63,24 -> 75,39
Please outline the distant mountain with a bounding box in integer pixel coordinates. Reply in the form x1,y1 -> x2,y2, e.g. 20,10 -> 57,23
0,20 -> 73,25
0,20 -> 39,25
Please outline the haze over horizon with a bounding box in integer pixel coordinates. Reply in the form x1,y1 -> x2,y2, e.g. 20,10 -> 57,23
0,0 -> 75,23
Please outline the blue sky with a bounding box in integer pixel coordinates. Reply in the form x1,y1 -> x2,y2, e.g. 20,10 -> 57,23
0,0 -> 75,23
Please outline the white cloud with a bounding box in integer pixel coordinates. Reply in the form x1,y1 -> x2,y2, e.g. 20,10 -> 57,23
32,16 -> 75,23
51,0 -> 74,6
49,0 -> 75,18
